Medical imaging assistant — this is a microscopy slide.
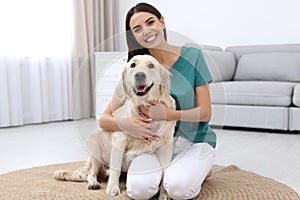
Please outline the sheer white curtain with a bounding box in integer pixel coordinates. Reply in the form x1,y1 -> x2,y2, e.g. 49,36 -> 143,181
72,0 -> 120,119
0,0 -> 73,127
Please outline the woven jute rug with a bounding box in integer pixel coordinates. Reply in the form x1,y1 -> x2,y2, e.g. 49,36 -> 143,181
0,162 -> 299,200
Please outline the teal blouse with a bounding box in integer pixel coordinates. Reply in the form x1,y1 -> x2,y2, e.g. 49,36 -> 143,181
169,46 -> 216,148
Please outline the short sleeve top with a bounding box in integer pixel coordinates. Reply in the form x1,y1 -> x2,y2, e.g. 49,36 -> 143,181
169,46 -> 216,148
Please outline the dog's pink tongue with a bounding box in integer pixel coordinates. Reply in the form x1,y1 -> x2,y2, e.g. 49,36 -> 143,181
136,86 -> 147,92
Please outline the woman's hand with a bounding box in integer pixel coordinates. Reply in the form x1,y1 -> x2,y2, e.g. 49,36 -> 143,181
115,116 -> 160,144
139,101 -> 171,121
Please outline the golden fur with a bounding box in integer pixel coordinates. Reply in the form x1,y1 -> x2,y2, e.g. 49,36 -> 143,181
54,55 -> 176,199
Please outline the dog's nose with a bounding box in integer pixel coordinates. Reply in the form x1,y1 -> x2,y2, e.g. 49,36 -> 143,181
134,72 -> 146,82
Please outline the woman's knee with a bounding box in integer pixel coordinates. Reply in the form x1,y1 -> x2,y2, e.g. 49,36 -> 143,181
126,153 -> 162,199
163,170 -> 202,199
126,175 -> 160,199
163,178 -> 200,199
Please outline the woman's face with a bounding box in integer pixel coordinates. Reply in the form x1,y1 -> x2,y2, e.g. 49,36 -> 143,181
129,12 -> 166,49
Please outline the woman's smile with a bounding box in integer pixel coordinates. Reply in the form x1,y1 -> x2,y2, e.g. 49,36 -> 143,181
145,34 -> 157,42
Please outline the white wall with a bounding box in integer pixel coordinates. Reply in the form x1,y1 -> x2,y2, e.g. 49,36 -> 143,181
118,0 -> 300,49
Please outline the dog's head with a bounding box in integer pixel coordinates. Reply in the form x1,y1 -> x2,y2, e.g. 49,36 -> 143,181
121,55 -> 171,103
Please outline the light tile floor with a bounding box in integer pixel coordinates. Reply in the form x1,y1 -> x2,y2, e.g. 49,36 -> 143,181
0,118 -> 299,195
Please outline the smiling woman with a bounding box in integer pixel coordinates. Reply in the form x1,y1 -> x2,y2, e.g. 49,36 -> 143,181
0,0 -> 73,127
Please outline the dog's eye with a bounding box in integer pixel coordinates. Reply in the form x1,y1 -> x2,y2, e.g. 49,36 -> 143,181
148,63 -> 155,68
130,63 -> 136,68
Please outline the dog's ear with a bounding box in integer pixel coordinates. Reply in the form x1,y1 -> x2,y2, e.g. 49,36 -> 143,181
159,65 -> 171,96
120,66 -> 131,98
113,65 -> 129,103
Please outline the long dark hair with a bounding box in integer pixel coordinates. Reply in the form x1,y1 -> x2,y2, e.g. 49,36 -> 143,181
125,2 -> 167,62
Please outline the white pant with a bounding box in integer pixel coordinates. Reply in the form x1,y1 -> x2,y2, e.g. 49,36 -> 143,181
126,136 -> 216,200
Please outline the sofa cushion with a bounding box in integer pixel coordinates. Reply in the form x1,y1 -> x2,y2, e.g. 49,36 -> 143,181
226,44 -> 300,60
289,108 -> 300,130
210,81 -> 297,106
293,84 -> 300,106
233,53 -> 300,82
203,50 -> 236,82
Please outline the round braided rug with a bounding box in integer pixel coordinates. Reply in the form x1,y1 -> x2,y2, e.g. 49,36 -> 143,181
0,162 -> 299,200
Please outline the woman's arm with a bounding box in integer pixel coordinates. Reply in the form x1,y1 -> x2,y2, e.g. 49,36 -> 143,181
169,83 -> 212,122
98,100 -> 122,131
98,97 -> 160,142
139,83 -> 212,122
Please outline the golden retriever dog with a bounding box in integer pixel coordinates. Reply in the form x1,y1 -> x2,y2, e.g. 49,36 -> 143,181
54,55 -> 176,199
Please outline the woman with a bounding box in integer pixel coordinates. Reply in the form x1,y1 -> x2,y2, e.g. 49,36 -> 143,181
99,2 -> 216,200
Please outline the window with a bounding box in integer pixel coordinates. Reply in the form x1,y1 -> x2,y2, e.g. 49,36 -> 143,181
0,0 -> 73,57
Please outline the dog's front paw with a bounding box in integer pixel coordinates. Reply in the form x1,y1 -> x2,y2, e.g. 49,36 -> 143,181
106,185 -> 120,196
88,181 -> 101,190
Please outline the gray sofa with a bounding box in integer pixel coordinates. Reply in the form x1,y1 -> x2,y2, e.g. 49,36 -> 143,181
200,44 -> 300,131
